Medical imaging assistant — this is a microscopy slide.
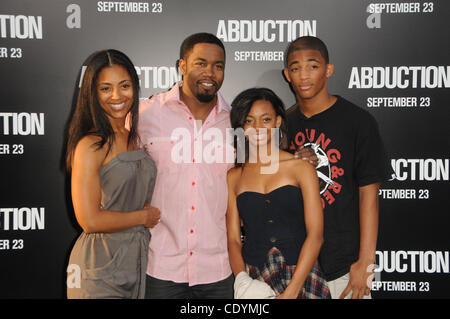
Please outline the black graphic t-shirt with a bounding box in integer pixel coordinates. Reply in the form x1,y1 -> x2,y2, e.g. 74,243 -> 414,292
286,96 -> 392,281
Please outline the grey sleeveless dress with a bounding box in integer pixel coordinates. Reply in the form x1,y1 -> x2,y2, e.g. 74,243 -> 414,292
67,150 -> 156,299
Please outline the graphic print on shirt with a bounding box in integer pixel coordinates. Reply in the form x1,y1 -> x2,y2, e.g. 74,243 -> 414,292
290,128 -> 344,209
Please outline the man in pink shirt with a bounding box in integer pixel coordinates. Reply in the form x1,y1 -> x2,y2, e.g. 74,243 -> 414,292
138,33 -> 234,298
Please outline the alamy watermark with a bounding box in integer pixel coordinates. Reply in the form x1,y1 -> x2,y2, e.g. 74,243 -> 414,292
169,125 -> 281,174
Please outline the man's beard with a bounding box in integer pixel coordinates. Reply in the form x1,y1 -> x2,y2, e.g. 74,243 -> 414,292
196,92 -> 216,103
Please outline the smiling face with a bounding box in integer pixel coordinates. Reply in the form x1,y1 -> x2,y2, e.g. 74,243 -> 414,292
179,42 -> 225,103
96,64 -> 134,122
243,99 -> 282,147
283,49 -> 334,102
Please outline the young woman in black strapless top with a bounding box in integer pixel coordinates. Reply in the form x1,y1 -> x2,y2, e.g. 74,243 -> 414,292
226,88 -> 330,299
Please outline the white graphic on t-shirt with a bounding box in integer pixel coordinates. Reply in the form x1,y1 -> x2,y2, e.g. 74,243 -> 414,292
304,142 -> 334,194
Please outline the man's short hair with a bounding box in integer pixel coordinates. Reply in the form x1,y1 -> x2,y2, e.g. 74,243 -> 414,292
284,36 -> 329,68
179,32 -> 226,60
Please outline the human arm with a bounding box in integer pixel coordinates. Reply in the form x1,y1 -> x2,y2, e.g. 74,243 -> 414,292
277,161 -> 324,299
340,182 -> 379,299
340,113 -> 384,298
226,168 -> 246,276
71,136 -> 160,233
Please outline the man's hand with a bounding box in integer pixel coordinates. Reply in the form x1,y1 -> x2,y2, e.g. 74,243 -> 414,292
294,146 -> 318,167
339,259 -> 373,299
340,183 -> 379,299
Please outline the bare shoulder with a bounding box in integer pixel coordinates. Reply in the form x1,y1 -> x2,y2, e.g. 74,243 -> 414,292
280,150 -> 308,168
227,166 -> 244,195
281,152 -> 317,177
75,135 -> 102,152
73,135 -> 107,168
278,149 -> 295,162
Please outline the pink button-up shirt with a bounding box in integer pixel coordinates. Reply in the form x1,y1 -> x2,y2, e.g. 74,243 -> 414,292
138,82 -> 234,286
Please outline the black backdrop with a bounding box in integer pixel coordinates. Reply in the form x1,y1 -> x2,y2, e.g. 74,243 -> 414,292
0,0 -> 449,299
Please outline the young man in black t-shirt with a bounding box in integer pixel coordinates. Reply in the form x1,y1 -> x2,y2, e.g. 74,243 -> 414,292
283,36 -> 392,299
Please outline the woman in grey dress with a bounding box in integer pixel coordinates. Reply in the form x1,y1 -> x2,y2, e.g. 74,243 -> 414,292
65,50 -> 159,298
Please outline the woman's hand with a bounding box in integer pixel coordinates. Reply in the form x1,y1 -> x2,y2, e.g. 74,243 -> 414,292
143,204 -> 160,228
275,285 -> 300,299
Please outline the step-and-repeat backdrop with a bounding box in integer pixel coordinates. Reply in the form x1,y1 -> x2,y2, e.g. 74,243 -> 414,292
0,0 -> 448,298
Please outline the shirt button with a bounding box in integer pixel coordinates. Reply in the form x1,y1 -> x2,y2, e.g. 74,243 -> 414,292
190,251 -> 193,256
189,116 -> 193,120
192,181 -> 195,186
191,206 -> 195,210
265,199 -> 271,205
270,237 -> 277,243
267,219 -> 274,225
190,229 -> 194,234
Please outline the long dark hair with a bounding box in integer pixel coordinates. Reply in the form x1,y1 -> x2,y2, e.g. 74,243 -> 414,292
66,49 -> 140,171
230,87 -> 288,167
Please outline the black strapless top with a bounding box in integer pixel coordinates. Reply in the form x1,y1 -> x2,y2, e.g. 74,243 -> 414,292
236,184 -> 307,268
